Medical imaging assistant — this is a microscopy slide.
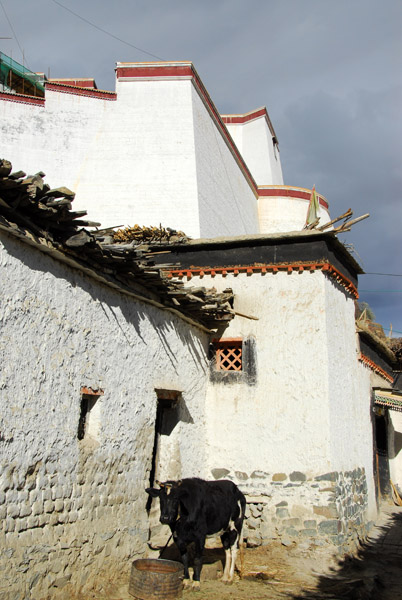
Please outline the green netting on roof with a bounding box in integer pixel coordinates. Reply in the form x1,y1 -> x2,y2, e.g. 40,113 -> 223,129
375,392 -> 402,412
0,52 -> 44,96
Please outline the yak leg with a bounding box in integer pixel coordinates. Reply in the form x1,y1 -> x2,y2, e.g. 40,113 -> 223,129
192,537 -> 205,590
229,515 -> 245,582
221,529 -> 239,583
220,531 -> 232,582
228,535 -> 239,582
177,541 -> 191,586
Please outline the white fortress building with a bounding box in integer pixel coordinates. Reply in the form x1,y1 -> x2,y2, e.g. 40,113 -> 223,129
2,54 -> 399,600
0,59 -> 330,237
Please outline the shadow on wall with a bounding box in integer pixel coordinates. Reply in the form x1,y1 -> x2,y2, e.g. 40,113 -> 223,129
292,507 -> 402,600
392,432 -> 402,458
388,418 -> 402,459
1,232 -> 210,372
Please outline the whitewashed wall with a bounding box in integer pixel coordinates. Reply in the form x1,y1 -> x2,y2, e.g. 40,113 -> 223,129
183,267 -> 377,548
0,70 -> 261,238
89,78 -> 200,234
258,195 -> 331,234
191,85 -> 259,237
0,232 -> 210,598
226,116 -> 283,185
203,270 -> 331,476
0,91 -> 109,194
324,278 -> 377,519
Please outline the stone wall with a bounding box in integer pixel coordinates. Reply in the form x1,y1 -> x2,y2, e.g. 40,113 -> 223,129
0,452 -> 150,598
239,468 -> 372,553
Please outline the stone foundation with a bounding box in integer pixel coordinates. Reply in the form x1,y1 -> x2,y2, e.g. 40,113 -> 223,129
225,468 -> 372,553
0,452 -> 150,600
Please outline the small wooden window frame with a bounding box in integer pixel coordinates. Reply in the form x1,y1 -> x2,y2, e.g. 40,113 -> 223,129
213,338 -> 243,371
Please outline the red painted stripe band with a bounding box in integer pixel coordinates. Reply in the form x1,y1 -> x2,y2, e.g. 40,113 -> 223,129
49,79 -> 97,89
0,91 -> 45,106
116,65 -> 193,79
358,354 -> 393,383
258,187 -> 329,210
166,262 -> 358,298
45,82 -> 116,100
222,108 -> 267,124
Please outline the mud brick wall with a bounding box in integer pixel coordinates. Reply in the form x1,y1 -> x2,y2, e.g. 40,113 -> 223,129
240,468 -> 372,553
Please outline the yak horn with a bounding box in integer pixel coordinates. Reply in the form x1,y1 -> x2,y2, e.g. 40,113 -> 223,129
156,480 -> 173,489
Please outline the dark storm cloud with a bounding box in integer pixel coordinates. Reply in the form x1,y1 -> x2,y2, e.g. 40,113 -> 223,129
278,83 -> 402,334
1,0 -> 401,333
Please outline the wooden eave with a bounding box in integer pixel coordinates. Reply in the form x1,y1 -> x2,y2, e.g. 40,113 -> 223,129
0,160 -> 234,331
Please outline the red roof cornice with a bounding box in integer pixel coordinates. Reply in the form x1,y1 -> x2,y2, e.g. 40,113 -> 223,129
166,261 -> 357,298
45,82 -> 116,100
358,354 -> 394,383
0,84 -> 116,104
0,91 -> 45,106
221,107 -> 278,140
259,186 -> 329,210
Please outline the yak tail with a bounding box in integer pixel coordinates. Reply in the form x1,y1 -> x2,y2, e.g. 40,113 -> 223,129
239,530 -> 245,579
238,494 -> 246,579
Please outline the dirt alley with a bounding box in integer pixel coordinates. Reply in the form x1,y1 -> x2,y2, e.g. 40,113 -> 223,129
80,504 -> 402,600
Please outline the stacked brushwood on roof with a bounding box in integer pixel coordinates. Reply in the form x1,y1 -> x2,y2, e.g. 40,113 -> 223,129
113,224 -> 189,244
389,338 -> 402,368
0,159 -> 234,328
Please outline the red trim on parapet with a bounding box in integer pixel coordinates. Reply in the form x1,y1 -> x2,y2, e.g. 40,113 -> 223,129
116,62 -> 258,195
48,78 -> 97,89
45,82 -> 116,100
0,91 -> 45,106
222,108 -> 267,124
115,64 -> 194,79
221,107 -> 278,141
258,187 -> 329,210
165,261 -> 358,298
358,354 -> 394,383
222,108 -> 279,142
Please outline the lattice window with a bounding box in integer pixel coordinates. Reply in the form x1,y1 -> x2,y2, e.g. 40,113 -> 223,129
214,339 -> 242,371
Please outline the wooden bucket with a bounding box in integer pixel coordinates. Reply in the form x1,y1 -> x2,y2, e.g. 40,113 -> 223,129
129,558 -> 184,600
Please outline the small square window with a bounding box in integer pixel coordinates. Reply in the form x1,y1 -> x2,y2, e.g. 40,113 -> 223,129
210,337 -> 256,385
214,339 -> 242,371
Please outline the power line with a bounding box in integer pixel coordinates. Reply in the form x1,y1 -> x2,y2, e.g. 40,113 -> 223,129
0,0 -> 29,68
383,327 -> 402,334
359,290 -> 402,293
362,272 -> 402,277
50,0 -> 165,61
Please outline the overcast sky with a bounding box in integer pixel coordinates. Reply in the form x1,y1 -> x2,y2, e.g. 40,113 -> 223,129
1,0 -> 401,335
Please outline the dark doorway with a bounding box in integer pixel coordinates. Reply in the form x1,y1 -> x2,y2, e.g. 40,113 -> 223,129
148,391 -> 181,491
147,390 -> 184,546
374,412 -> 391,501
